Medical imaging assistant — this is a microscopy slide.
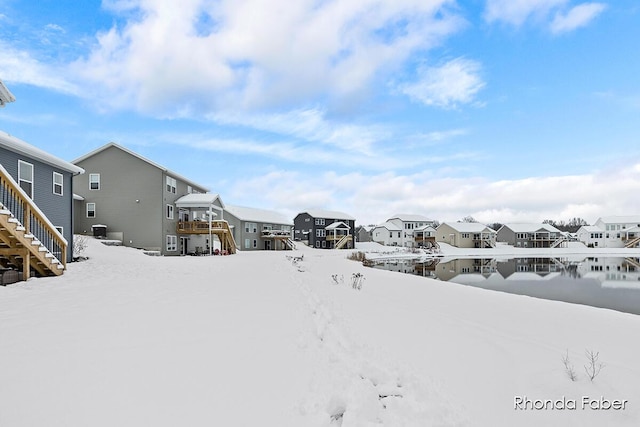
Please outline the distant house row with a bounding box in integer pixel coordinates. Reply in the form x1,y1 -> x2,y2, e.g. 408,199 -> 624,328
362,219 -> 640,249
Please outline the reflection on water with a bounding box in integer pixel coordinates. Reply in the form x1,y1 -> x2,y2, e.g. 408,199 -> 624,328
368,256 -> 640,315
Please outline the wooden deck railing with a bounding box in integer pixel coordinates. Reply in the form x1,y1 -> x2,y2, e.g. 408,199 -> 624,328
0,164 -> 67,268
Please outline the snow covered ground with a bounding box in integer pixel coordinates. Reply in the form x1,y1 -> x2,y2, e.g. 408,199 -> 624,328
1,237 -> 640,426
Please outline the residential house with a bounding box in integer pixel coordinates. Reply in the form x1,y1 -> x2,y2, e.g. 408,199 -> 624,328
73,143 -> 235,256
385,214 -> 436,248
371,221 -> 403,246
0,130 -> 84,279
436,222 -> 497,248
576,225 -> 606,248
593,216 -> 640,248
414,225 -> 438,249
293,210 -> 355,249
496,223 -> 567,248
224,204 -> 294,251
355,225 -> 373,243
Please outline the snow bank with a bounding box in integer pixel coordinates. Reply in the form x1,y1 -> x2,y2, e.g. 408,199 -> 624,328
1,238 -> 639,426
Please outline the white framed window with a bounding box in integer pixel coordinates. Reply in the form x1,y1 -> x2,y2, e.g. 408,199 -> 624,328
53,172 -> 63,196
166,235 -> 177,251
245,222 -> 257,233
86,202 -> 96,218
166,176 -> 177,193
316,229 -> 326,237
166,204 -> 174,219
253,239 -> 257,248
315,218 -> 325,225
89,173 -> 100,190
18,160 -> 34,198
244,238 -> 250,249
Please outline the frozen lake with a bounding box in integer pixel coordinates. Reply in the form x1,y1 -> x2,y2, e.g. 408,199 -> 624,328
368,256 -> 640,315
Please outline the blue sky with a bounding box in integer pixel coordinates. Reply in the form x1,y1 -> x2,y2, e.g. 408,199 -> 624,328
1,0 -> 639,225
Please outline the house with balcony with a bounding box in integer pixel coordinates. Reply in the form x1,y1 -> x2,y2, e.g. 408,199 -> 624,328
293,209 -> 355,249
355,225 -> 374,243
224,204 -> 294,251
436,222 -> 497,248
73,142 -> 235,256
593,216 -> 640,248
414,225 -> 438,249
0,130 -> 84,280
385,214 -> 436,248
496,223 -> 567,248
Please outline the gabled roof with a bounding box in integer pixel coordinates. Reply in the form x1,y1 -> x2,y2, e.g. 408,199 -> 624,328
372,221 -> 402,231
300,209 -> 355,221
439,222 -> 496,233
596,216 -> 640,225
326,221 -> 351,230
415,224 -> 436,232
0,130 -> 84,174
225,204 -> 292,225
499,223 -> 562,233
73,142 -> 207,191
387,213 -> 433,223
175,193 -> 224,209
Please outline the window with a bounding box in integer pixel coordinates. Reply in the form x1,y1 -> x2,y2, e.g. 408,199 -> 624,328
53,172 -> 63,196
316,229 -> 326,237
166,204 -> 174,219
166,176 -> 177,193
315,218 -> 325,225
245,239 -> 250,249
86,203 -> 96,218
89,173 -> 100,190
18,160 -> 34,198
245,222 -> 257,233
253,239 -> 257,248
166,235 -> 177,251
55,226 -> 63,235
461,233 -> 470,239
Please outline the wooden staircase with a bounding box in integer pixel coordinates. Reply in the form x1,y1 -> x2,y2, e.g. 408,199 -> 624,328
0,166 -> 66,280
624,236 -> 640,248
334,234 -> 353,249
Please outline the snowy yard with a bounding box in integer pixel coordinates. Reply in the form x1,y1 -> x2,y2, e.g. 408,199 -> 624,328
1,238 -> 640,426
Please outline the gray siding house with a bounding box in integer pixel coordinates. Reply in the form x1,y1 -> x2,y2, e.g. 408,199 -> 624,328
496,223 -> 566,248
0,130 -> 84,276
293,210 -> 356,249
72,143 -> 216,256
224,205 -> 294,251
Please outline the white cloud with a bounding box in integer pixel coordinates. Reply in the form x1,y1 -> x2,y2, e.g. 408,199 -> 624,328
67,0 -> 464,115
0,41 -> 79,95
226,159 -> 640,226
484,0 -> 567,26
550,3 -> 607,34
399,58 -> 485,108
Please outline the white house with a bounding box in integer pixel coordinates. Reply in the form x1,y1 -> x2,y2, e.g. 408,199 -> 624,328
593,216 -> 640,248
576,225 -> 605,248
371,221 -> 403,246
382,214 -> 436,247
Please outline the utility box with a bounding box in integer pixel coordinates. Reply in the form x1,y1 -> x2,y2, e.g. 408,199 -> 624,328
91,224 -> 107,238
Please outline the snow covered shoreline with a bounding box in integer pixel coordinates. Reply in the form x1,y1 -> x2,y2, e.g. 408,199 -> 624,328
1,237 -> 639,426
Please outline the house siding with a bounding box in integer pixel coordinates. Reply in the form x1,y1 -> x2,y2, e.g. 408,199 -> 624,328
0,146 -> 76,262
73,144 -> 207,255
294,212 -> 355,249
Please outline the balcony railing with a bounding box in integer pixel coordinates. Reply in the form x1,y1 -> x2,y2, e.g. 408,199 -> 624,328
261,229 -> 291,238
177,220 -> 229,233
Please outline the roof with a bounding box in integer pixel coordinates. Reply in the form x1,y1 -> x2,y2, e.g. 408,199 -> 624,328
225,204 -> 292,225
440,222 -> 496,233
499,223 -> 562,233
326,221 -> 351,230
596,216 -> 640,225
175,193 -> 224,209
372,221 -> 402,231
300,209 -> 355,221
73,142 -> 207,191
0,130 -> 84,174
0,79 -> 16,106
578,225 -> 602,233
387,214 -> 433,222
415,224 -> 436,232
